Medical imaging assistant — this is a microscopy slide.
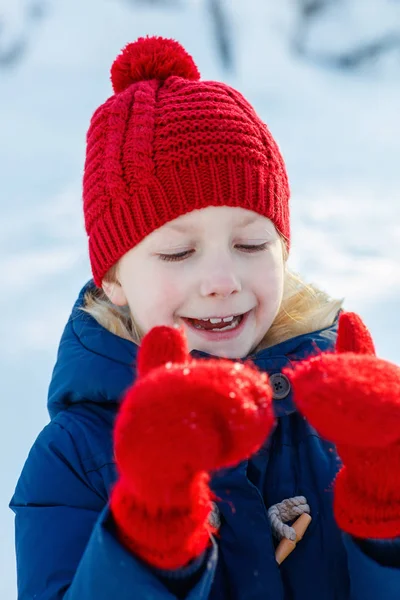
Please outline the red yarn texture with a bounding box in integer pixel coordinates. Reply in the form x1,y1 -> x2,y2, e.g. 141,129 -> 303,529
111,36 -> 200,93
137,324 -> 190,378
110,326 -> 275,569
285,312 -> 400,539
83,36 -> 290,286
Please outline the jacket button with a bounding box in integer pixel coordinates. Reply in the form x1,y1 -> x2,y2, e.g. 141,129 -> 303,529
270,373 -> 291,400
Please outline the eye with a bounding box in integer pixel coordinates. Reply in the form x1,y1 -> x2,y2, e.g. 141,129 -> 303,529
237,242 -> 270,253
158,250 -> 194,262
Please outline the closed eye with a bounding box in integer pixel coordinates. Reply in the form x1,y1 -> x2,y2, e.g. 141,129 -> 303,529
158,243 -> 270,262
159,249 -> 195,262
237,243 -> 270,253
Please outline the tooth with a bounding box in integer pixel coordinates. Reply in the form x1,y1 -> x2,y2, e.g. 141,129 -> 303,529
210,318 -> 223,324
223,316 -> 234,322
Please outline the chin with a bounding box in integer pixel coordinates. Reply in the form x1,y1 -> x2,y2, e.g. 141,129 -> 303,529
191,340 -> 254,360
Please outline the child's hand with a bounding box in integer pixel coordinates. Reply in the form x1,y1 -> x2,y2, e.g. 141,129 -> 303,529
111,325 -> 275,569
285,312 -> 400,540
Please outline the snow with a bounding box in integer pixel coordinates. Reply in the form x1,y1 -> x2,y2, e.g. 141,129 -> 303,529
1,0 -> 399,596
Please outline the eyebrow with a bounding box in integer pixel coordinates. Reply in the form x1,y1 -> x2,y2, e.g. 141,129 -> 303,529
165,214 -> 261,233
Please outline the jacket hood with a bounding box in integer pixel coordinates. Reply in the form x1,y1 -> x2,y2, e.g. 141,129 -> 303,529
48,280 -> 339,419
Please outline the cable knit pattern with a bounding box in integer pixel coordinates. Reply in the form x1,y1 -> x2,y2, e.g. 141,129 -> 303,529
82,37 -> 290,285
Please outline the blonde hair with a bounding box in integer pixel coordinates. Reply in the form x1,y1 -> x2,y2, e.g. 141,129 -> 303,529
81,235 -> 343,351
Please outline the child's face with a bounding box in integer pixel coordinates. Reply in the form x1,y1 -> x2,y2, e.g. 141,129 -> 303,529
108,206 -> 285,358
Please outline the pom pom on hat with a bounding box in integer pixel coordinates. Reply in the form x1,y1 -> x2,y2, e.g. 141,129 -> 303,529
111,35 -> 201,93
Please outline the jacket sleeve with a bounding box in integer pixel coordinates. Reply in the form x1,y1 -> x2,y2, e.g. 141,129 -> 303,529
10,421 -> 217,600
343,534 -> 400,600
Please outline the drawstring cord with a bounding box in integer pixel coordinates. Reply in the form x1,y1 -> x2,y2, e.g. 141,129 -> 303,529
210,495 -> 311,564
267,496 -> 310,541
268,495 -> 312,564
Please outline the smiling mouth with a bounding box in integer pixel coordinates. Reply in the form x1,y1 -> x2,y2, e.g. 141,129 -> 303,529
182,311 -> 249,332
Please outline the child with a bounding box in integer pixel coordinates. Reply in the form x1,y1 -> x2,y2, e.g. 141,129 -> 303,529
10,36 -> 400,599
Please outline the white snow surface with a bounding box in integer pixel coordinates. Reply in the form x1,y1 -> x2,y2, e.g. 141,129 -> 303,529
1,0 -> 399,596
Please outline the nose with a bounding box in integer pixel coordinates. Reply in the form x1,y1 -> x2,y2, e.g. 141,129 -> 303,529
199,269 -> 242,299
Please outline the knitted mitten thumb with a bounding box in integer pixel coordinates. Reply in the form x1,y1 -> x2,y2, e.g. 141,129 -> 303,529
110,325 -> 275,569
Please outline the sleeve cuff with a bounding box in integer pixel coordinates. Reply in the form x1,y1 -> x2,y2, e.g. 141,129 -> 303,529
353,536 -> 400,568
155,551 -> 209,580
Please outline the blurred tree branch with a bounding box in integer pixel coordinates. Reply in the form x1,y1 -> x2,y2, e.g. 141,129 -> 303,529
293,0 -> 400,70
207,0 -> 234,71
0,0 -> 47,68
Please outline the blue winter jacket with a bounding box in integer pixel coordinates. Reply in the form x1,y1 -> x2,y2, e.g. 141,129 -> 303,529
10,281 -> 400,599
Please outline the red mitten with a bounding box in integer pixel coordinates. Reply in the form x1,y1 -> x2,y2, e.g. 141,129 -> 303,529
110,325 -> 275,569
285,312 -> 400,539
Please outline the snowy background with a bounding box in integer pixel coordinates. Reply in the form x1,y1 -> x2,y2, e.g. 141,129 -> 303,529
1,0 -> 399,596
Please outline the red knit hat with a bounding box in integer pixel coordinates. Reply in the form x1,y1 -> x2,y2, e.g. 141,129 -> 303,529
83,36 -> 290,286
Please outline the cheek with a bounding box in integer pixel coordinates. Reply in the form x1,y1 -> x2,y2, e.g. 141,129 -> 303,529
254,255 -> 285,307
153,277 -> 184,312
130,269 -> 187,328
